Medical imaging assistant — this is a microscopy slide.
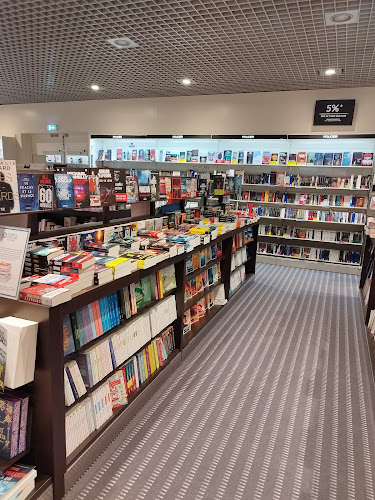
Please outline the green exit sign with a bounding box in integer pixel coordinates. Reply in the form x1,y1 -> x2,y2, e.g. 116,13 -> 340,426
47,124 -> 57,131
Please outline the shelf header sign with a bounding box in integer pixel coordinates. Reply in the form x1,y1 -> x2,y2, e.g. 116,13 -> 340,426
313,99 -> 355,126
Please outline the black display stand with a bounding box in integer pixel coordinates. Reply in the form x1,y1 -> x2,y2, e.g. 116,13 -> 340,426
0,220 -> 258,500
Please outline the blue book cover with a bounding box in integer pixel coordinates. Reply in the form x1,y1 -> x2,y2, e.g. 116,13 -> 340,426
55,174 -> 75,208
112,293 -> 121,324
88,304 -> 97,339
108,338 -> 117,369
17,173 -> 38,211
136,170 -> 151,186
76,353 -> 93,388
314,152 -> 324,165
63,315 -> 76,356
342,151 -> 352,166
81,305 -> 93,343
323,152 -> 333,166
253,151 -> 262,164
99,297 -> 109,332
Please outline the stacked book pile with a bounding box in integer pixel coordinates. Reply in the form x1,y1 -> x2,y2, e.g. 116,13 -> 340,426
0,464 -> 37,500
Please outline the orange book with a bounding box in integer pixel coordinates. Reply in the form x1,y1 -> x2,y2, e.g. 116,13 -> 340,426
92,300 -> 103,336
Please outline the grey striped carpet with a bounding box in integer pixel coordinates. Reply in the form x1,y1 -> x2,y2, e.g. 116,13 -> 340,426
66,263 -> 375,500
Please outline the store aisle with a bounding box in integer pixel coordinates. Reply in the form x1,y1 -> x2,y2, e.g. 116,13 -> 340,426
65,264 -> 375,500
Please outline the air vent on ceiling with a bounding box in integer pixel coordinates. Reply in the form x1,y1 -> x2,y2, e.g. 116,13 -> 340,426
325,9 -> 359,26
107,37 -> 138,49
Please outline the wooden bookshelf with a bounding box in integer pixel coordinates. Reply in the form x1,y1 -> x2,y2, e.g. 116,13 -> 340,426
3,220 -> 258,500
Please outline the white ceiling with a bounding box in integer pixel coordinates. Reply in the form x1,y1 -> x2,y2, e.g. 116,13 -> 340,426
0,0 -> 374,104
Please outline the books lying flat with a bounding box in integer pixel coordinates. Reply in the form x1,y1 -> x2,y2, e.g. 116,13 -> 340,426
20,284 -> 72,306
0,464 -> 37,500
52,251 -> 95,269
121,250 -> 169,269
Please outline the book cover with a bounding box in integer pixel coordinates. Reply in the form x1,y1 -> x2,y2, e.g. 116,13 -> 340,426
333,153 -> 343,166
179,151 -> 186,162
253,151 -> 262,164
208,151 -> 215,163
72,173 -> 90,208
63,315 -> 75,355
231,151 -> 238,164
88,174 -> 101,207
223,150 -> 232,163
136,170 -> 151,201
314,152 -> 324,165
17,173 -> 38,212
98,168 -> 116,206
0,160 -> 20,214
287,153 -> 297,165
297,152 -> 307,165
38,173 -> 57,210
262,152 -> 271,165
0,324 -> 6,391
126,175 -> 138,203
246,152 -> 253,164
185,281 -> 192,300
0,397 -> 20,458
352,152 -> 363,166
150,172 -> 159,201
361,153 -> 373,166
306,152 -> 315,166
270,153 -> 278,165
183,309 -> 191,334
342,151 -> 352,166
238,151 -> 244,164
213,175 -> 224,195
279,152 -> 287,165
216,152 -> 223,163
191,150 -> 199,162
323,153 -> 333,166
172,177 -> 181,199
54,174 -> 75,208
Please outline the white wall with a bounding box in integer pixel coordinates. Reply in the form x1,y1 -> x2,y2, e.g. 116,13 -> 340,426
0,87 -> 374,139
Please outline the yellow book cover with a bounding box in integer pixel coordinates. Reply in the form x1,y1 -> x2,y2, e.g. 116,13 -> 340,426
105,257 -> 129,268
152,341 -> 160,370
142,349 -> 148,379
148,345 -> 155,373
270,153 -> 279,165
264,190 -> 269,202
189,227 -> 209,235
157,271 -> 164,298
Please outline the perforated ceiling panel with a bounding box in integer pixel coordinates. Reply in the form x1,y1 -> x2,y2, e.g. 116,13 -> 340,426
0,0 -> 374,104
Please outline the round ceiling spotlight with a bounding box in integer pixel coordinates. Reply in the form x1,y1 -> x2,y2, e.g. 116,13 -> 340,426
107,37 -> 138,49
182,78 -> 191,85
324,69 -> 336,76
91,84 -> 100,91
330,12 -> 353,23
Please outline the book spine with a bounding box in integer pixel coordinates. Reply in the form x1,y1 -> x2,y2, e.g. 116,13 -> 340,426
70,312 -> 81,349
108,338 -> 117,369
88,304 -> 97,339
145,347 -> 152,376
76,354 -> 94,388
17,396 -> 29,453
65,366 -> 79,400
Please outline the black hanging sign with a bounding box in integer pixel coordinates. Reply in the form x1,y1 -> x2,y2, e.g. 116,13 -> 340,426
313,99 -> 355,126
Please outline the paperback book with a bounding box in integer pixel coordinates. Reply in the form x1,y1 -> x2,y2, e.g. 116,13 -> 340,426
54,174 -> 75,208
98,168 -> 116,206
38,173 -> 57,210
0,160 -> 20,214
17,173 -> 38,212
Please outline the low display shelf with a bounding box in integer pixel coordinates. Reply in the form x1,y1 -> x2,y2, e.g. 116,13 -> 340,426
0,221 -> 258,500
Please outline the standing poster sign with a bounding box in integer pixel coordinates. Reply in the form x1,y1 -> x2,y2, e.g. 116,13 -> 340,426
313,99 -> 355,126
0,226 -> 30,300
0,160 -> 20,214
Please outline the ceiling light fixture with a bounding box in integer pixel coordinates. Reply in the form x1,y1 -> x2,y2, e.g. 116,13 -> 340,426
91,84 -> 100,91
177,78 -> 197,86
107,37 -> 138,49
325,68 -> 336,76
325,9 -> 359,26
182,78 -> 191,85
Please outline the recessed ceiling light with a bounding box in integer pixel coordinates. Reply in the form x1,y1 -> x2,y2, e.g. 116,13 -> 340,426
107,37 -> 138,49
317,68 -> 344,77
177,78 -> 197,86
325,9 -> 359,26
91,84 -> 100,91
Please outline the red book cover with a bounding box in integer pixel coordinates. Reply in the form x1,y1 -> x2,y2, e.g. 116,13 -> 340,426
19,284 -> 57,304
156,338 -> 164,366
92,301 -> 103,336
71,252 -> 94,269
53,275 -> 80,288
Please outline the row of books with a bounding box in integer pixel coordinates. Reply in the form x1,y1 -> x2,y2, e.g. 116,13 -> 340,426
65,326 -> 175,456
0,391 -> 29,459
232,231 -> 244,252
183,284 -> 225,334
0,464 -> 37,500
253,206 -> 366,224
185,243 -> 222,274
230,265 -> 246,293
231,248 -> 247,270
64,274 -> 177,355
95,148 -> 374,166
64,296 -> 176,403
243,191 -> 367,208
257,243 -> 361,264
184,263 -> 221,301
243,173 -> 370,189
258,225 -> 363,244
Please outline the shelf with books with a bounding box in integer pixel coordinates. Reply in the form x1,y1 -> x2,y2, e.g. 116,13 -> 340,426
0,449 -> 31,473
182,305 -> 223,349
237,164 -> 373,174
257,250 -> 361,266
65,348 -> 180,467
232,200 -> 367,213
229,272 -> 255,299
184,256 -> 223,282
242,184 -> 369,196
183,279 -> 222,312
258,235 -> 362,251
258,217 -> 365,231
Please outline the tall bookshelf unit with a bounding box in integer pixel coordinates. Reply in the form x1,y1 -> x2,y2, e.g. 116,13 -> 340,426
0,215 -> 258,500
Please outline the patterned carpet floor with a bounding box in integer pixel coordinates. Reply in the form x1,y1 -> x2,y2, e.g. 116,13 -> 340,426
65,263 -> 375,500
